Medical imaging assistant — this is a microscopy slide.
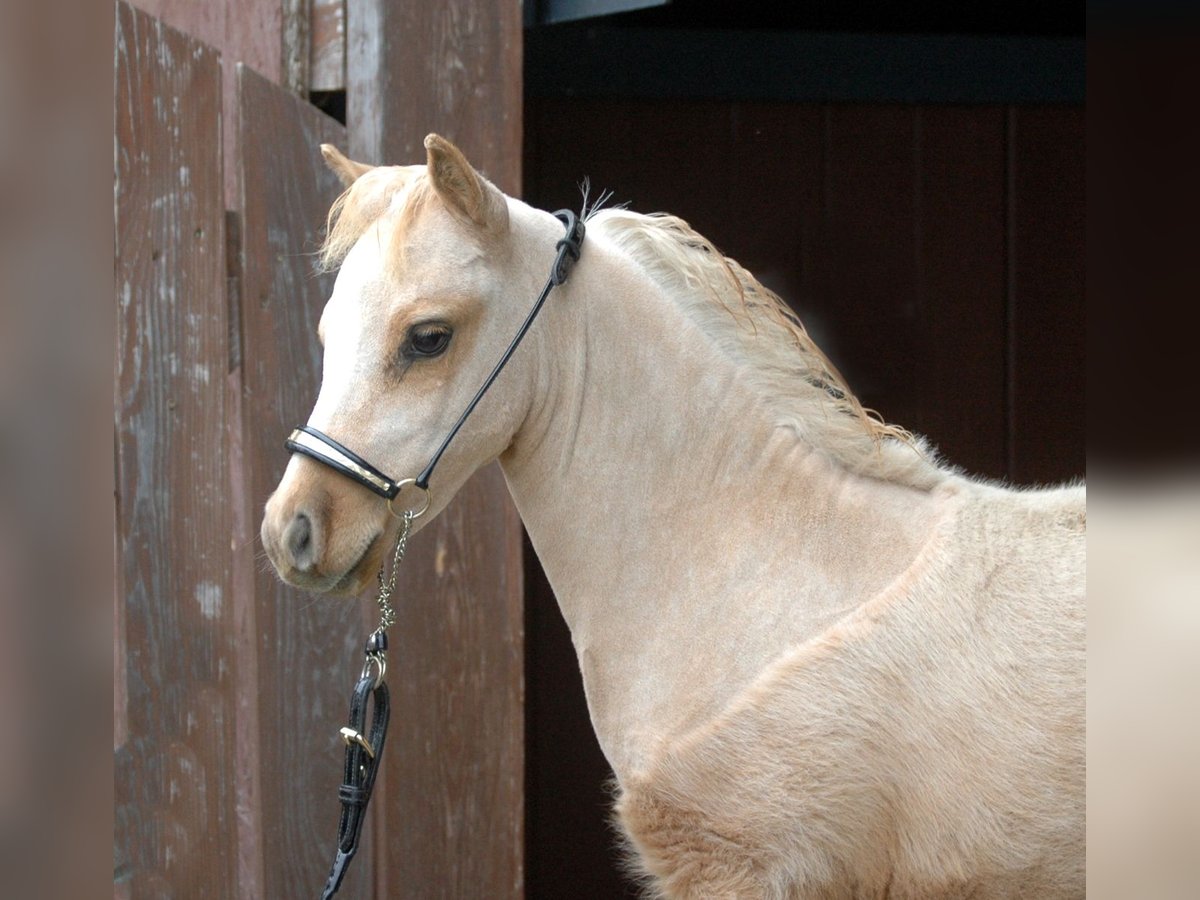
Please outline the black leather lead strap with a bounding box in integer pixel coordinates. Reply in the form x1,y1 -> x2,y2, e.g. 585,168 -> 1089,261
321,636 -> 391,900
415,209 -> 585,490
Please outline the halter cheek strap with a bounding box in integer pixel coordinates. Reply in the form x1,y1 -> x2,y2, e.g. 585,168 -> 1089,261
284,209 -> 585,512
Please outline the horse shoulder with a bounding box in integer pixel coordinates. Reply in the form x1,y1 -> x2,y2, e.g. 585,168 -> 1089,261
614,483 -> 1084,899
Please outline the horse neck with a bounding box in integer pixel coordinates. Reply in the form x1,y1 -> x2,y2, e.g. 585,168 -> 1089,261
500,225 -> 948,778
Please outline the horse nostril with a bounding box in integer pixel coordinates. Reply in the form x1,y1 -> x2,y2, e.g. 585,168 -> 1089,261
284,512 -> 316,571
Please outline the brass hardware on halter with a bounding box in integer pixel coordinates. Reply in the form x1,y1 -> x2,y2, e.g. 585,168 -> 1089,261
359,652 -> 386,689
339,726 -> 376,759
386,478 -> 431,519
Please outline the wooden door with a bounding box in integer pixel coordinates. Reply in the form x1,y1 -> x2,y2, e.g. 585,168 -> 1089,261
115,2 -> 527,895
114,6 -> 238,895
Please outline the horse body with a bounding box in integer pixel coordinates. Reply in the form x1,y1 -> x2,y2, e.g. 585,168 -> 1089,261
501,213 -> 1085,898
615,481 -> 1085,899
261,137 -> 1085,898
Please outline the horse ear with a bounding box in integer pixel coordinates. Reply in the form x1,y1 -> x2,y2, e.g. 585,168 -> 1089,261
423,133 -> 508,232
320,144 -> 374,188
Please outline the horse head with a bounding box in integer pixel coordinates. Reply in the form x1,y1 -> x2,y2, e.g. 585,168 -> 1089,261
261,135 -> 549,595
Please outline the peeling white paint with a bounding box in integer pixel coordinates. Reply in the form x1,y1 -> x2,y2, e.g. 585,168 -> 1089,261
195,581 -> 222,619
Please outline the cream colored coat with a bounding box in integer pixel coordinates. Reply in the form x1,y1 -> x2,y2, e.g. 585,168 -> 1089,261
262,136 -> 1086,899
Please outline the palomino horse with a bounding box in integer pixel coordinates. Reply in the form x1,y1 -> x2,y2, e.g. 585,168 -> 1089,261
262,135 -> 1085,898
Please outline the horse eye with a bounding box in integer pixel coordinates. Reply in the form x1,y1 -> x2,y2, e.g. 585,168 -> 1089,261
407,325 -> 452,358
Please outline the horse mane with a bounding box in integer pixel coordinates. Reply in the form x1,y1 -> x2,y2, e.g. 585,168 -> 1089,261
590,209 -> 944,490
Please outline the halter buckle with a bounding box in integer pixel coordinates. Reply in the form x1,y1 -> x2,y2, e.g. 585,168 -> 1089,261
339,726 -> 376,759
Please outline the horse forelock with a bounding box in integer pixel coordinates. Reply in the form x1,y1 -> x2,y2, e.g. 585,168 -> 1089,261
589,209 -> 944,490
318,166 -> 435,273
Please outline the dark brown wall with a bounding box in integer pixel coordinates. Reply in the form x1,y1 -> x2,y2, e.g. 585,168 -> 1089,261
525,99 -> 1084,484
522,97 -> 1085,896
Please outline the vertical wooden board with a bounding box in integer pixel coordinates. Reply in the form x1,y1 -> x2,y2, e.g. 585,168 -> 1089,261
375,484 -> 526,899
349,1 -> 526,895
135,0 -> 284,207
236,65 -> 369,898
348,0 -> 522,193
114,4 -> 237,897
916,107 -> 1008,478
812,106 -> 923,428
311,0 -> 346,91
1008,107 -> 1086,485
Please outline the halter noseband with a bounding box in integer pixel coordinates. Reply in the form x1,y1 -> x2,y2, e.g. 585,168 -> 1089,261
285,209 -> 585,516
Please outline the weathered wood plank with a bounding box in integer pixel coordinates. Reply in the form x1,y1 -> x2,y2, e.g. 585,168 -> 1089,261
114,4 -> 237,896
311,0 -> 345,91
283,0 -> 312,95
133,0 -> 284,206
236,64 -> 373,899
347,0 -> 522,191
348,1 -> 526,894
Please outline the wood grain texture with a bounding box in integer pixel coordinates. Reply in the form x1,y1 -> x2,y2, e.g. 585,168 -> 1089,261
134,0 -> 283,206
375,487 -> 526,899
236,64 -> 375,899
114,4 -> 237,896
347,0 -> 522,192
348,1 -> 527,894
311,0 -> 345,91
283,0 -> 312,96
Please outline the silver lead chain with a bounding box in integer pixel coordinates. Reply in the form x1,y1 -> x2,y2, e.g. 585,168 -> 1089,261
374,509 -> 414,634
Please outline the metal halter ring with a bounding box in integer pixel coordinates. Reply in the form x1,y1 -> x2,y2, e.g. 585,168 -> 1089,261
360,653 -> 386,688
386,478 -> 431,519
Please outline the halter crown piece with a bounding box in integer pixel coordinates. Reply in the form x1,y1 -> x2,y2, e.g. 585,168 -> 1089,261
292,210 -> 585,900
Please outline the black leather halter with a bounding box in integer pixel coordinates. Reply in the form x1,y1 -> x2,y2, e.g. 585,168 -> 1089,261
285,209 -> 585,512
